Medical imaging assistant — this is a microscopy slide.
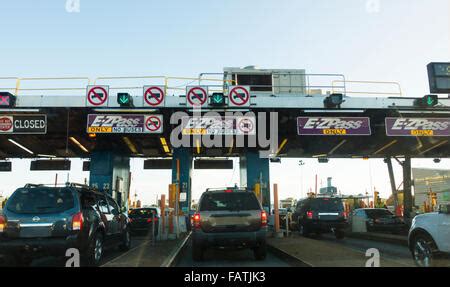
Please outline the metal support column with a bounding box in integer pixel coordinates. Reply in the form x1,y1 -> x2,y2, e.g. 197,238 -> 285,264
385,157 -> 399,209
403,156 -> 413,223
240,150 -> 271,213
89,150 -> 130,211
171,147 -> 192,215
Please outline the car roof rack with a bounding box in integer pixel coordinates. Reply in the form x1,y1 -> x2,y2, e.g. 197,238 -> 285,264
23,183 -> 45,188
22,182 -> 98,192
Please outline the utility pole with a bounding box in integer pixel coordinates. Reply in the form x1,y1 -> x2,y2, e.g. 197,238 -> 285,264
385,157 -> 399,209
298,160 -> 305,198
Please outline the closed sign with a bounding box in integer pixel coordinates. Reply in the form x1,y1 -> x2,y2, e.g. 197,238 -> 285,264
0,115 -> 47,134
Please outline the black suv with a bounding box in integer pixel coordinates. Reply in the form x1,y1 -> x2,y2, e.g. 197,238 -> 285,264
0,183 -> 131,266
292,196 -> 348,239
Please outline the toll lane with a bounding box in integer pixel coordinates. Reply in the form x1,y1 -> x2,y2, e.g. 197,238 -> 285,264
319,234 -> 415,267
176,239 -> 293,267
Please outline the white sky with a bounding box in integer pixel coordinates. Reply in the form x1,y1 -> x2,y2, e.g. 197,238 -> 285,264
0,0 -> 449,205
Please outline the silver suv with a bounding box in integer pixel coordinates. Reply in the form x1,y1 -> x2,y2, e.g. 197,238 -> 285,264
191,188 -> 268,261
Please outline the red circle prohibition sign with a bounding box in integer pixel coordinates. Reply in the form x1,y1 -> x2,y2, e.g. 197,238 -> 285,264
238,118 -> 254,133
87,86 -> 108,106
229,86 -> 249,106
187,87 -> 207,106
145,116 -> 161,132
88,87 -> 108,106
144,86 -> 165,106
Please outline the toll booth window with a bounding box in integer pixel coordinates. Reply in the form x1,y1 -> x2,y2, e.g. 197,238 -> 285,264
199,192 -> 260,211
235,74 -> 272,92
7,188 -> 75,214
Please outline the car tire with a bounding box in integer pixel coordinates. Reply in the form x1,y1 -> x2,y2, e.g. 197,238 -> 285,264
412,234 -> 440,267
192,242 -> 204,261
299,221 -> 309,237
253,242 -> 267,261
85,232 -> 104,267
119,228 -> 131,251
335,229 -> 345,240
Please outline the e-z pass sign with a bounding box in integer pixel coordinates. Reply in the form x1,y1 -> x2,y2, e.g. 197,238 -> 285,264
87,114 -> 163,134
0,115 -> 47,134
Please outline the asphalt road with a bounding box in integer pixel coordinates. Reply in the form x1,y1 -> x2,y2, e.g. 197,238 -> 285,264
0,234 -> 151,267
176,239 -> 293,267
318,233 -> 415,267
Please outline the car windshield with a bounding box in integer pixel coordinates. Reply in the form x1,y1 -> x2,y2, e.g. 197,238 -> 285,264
199,192 -> 260,211
310,198 -> 344,212
7,187 -> 75,214
129,208 -> 157,218
365,209 -> 394,219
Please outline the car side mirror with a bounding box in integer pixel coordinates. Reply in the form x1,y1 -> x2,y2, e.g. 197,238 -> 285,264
439,204 -> 450,214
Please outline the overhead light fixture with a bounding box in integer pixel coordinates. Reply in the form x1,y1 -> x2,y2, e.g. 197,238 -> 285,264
195,139 -> 201,154
69,137 -> 89,153
123,137 -> 138,154
328,140 -> 347,155
88,133 -> 97,139
312,154 -> 328,158
159,137 -> 170,154
37,154 -> 56,158
8,139 -> 34,155
93,109 -> 158,113
275,138 -> 288,156
419,140 -> 448,155
374,140 -> 398,155
303,109 -> 365,113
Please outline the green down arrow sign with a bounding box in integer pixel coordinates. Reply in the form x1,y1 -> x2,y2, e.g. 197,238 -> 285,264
117,93 -> 133,106
210,93 -> 225,106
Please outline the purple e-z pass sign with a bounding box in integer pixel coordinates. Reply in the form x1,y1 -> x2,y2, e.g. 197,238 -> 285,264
385,117 -> 450,137
297,117 -> 371,136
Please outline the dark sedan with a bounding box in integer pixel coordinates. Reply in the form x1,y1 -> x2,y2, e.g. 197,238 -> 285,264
128,208 -> 159,236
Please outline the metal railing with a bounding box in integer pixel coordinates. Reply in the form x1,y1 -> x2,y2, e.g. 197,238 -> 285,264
0,73 -> 403,98
332,80 -> 403,96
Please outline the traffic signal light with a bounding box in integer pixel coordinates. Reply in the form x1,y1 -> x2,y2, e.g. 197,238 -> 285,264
414,94 -> 438,107
324,93 -> 344,108
117,93 -> 134,107
209,93 -> 226,107
0,92 -> 16,108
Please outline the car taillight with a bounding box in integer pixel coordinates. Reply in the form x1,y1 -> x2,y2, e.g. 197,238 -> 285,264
147,218 -> 152,223
72,212 -> 83,231
0,215 -> 6,232
342,211 -> 348,219
306,211 -> 313,219
261,211 -> 268,227
193,213 -> 201,229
